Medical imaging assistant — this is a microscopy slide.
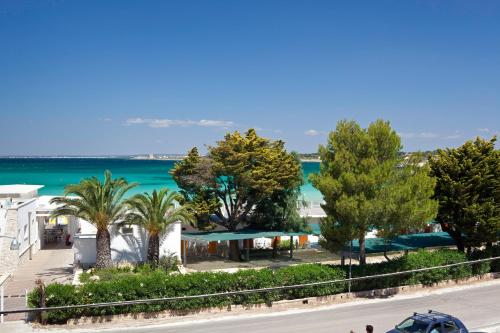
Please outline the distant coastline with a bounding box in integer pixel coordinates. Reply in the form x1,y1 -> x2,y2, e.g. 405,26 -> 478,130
0,155 -> 321,162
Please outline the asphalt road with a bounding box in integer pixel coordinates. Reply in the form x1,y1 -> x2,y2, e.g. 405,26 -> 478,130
6,281 -> 500,333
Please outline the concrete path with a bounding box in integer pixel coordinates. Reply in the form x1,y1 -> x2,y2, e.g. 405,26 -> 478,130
2,245 -> 73,321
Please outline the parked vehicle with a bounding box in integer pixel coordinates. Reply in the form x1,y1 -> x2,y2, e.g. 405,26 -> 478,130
386,310 -> 470,333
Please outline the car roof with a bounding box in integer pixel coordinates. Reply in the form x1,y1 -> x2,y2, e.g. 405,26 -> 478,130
410,311 -> 458,324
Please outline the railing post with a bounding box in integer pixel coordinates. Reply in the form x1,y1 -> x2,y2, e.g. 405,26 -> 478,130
348,240 -> 352,294
1,283 -> 4,323
25,289 -> 28,322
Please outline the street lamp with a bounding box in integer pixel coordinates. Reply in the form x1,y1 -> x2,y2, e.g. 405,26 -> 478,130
0,234 -> 20,250
10,238 -> 20,250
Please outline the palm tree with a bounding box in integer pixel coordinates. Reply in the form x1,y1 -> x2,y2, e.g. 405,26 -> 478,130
125,189 -> 192,265
50,170 -> 137,268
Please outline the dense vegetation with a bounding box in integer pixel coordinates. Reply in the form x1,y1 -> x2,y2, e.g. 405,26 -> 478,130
429,137 -> 499,252
310,120 -> 438,264
50,171 -> 137,268
171,129 -> 304,260
29,248 -> 499,324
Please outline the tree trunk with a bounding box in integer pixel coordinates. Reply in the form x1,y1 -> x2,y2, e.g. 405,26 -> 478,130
441,222 -> 465,252
454,235 -> 465,252
228,240 -> 241,261
359,234 -> 366,265
272,237 -> 279,258
147,234 -> 160,266
95,228 -> 112,268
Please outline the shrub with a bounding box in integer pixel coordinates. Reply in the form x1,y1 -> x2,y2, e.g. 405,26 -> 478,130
157,253 -> 179,272
30,264 -> 346,323
468,244 -> 500,274
79,261 -> 179,284
346,249 -> 475,291
277,239 -> 299,251
30,248 -> 494,324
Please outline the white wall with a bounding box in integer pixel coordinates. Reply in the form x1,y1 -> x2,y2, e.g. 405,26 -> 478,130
73,221 -> 182,266
159,222 -> 181,262
110,224 -> 147,263
73,235 -> 97,267
0,199 -> 39,274
15,199 -> 39,257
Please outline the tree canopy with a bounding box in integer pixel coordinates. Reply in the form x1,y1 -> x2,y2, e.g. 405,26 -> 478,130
50,170 -> 137,268
310,120 -> 438,264
125,189 -> 192,265
429,136 -> 499,252
171,129 -> 303,260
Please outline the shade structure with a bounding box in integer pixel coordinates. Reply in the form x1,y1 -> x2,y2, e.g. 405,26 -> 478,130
181,228 -> 309,242
347,231 -> 455,254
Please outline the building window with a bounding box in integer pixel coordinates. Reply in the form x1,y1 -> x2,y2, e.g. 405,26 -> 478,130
122,227 -> 134,235
24,225 -> 28,240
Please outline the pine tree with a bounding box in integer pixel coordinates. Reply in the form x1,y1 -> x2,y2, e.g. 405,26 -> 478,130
429,137 -> 499,252
311,120 -> 438,264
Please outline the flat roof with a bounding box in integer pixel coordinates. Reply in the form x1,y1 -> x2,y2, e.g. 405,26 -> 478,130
0,184 -> 44,195
182,228 -> 311,242
36,195 -> 61,210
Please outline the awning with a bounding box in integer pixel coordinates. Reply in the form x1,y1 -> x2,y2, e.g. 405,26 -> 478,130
181,228 -> 311,242
346,231 -> 455,254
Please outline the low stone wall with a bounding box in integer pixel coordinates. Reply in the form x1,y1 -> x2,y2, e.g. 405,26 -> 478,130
64,272 -> 499,326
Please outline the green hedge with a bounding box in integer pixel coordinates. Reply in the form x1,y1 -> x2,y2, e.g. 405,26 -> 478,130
345,249 -> 478,291
28,248 -> 498,324
28,264 -> 346,323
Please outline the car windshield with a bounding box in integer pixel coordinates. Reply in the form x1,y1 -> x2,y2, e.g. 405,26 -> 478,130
396,318 -> 429,333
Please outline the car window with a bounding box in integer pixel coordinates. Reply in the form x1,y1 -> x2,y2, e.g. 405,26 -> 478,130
429,323 -> 443,333
396,318 -> 429,333
443,321 -> 460,333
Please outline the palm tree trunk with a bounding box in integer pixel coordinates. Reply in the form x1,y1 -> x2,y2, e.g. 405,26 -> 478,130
95,228 -> 112,268
148,234 -> 160,266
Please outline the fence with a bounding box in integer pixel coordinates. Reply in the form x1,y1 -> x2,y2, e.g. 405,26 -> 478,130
0,256 -> 498,318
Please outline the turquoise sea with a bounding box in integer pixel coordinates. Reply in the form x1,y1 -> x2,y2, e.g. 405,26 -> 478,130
0,158 -> 323,202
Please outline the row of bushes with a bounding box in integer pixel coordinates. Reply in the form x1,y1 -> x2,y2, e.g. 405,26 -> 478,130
344,249 -> 491,292
28,248 -> 499,324
79,255 -> 179,283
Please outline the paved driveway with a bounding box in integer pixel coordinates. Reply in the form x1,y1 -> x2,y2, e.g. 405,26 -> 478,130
2,245 -> 74,321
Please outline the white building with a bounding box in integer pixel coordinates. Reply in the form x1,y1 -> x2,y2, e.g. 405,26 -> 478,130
73,220 -> 181,267
0,185 -> 182,274
0,185 -> 43,274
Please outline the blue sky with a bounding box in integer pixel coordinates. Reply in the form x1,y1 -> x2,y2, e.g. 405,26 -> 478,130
0,0 -> 499,155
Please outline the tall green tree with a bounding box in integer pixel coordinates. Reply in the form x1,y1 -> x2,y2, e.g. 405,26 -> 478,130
377,153 -> 439,258
171,147 -> 220,228
171,129 -> 303,260
125,189 -> 193,265
429,137 -> 499,252
50,171 -> 137,268
249,153 -> 309,257
310,120 -> 438,264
